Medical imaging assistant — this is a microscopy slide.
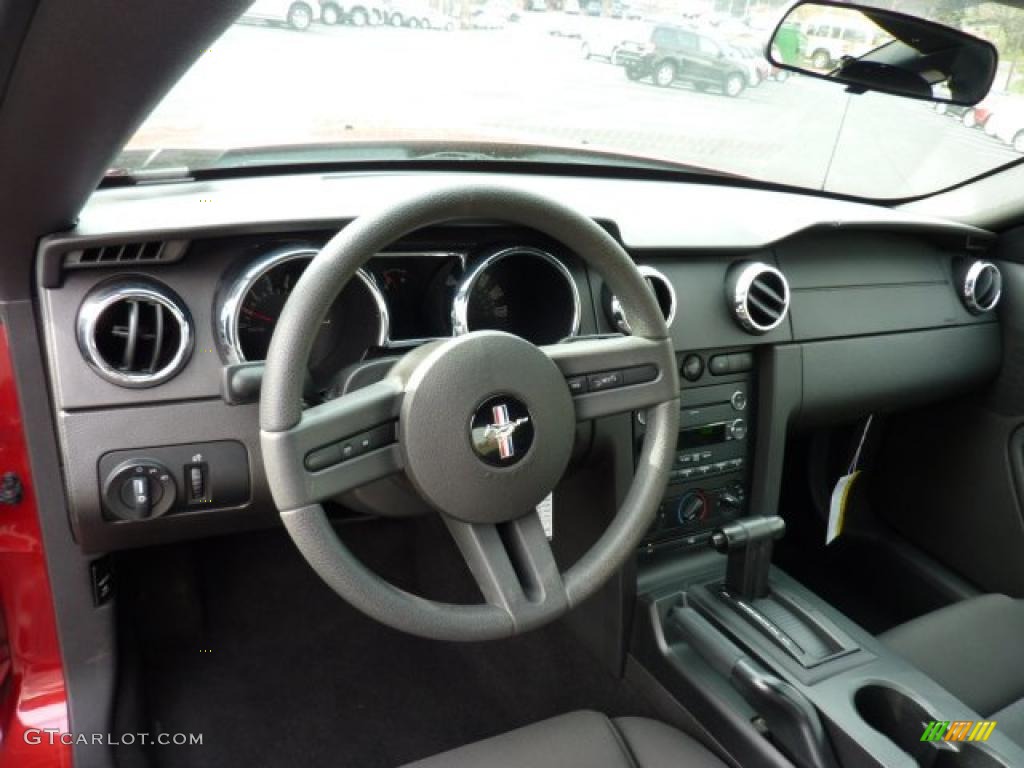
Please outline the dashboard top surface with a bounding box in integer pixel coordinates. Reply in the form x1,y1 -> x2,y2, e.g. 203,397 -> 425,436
54,170 -> 993,250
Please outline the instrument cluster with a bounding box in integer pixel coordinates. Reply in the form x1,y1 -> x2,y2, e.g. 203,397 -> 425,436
215,243 -> 581,384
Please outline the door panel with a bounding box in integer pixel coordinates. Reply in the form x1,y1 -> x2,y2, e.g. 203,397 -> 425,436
0,322 -> 71,768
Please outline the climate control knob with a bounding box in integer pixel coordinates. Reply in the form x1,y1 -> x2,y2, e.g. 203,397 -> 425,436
675,491 -> 708,524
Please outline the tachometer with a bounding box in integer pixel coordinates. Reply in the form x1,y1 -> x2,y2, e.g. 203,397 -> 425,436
235,257 -> 308,361
217,247 -> 388,384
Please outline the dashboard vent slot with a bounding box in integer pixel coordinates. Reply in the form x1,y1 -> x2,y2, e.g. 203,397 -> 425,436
77,279 -> 193,388
957,259 -> 1002,315
727,261 -> 790,334
65,240 -> 187,268
607,265 -> 677,333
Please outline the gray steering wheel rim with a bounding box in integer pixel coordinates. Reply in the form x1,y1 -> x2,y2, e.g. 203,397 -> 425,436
260,184 -> 680,641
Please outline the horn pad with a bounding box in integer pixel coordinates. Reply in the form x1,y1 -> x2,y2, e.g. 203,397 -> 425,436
399,331 -> 574,524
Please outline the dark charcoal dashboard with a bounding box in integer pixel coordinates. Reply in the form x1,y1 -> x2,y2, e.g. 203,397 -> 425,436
36,172 -> 1004,554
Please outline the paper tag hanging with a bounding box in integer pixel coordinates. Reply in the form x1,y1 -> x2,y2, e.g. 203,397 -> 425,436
826,415 -> 873,545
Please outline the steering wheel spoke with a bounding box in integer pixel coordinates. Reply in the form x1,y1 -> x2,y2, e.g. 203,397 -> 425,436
543,336 -> 678,421
261,378 -> 404,510
444,511 -> 568,633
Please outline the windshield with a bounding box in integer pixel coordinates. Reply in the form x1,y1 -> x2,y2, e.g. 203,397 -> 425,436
116,0 -> 1024,200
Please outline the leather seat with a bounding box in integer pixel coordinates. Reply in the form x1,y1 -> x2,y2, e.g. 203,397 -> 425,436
401,710 -> 728,768
881,594 -> 1024,745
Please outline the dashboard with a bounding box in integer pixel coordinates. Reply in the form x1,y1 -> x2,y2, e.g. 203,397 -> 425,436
35,171 -> 1005,553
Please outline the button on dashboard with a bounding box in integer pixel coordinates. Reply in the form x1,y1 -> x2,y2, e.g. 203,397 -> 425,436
567,376 -> 587,395
587,370 -> 624,391
304,423 -> 396,472
305,444 -> 343,472
681,354 -> 704,382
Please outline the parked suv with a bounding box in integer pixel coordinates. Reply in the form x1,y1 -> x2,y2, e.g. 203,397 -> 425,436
618,24 -> 749,97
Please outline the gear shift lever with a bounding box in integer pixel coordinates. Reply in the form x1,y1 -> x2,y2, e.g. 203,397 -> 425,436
702,515 -> 859,669
710,515 -> 785,600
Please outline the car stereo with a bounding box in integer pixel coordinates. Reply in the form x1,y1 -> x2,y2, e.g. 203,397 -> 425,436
637,353 -> 754,552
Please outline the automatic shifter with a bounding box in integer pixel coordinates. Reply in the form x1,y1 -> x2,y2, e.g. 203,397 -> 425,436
704,515 -> 858,669
710,515 -> 786,600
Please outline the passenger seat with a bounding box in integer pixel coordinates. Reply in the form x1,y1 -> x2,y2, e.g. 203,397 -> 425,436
880,594 -> 1024,745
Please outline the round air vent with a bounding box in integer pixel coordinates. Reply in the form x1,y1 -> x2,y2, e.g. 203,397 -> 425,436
727,261 -> 790,334
606,265 -> 677,333
77,279 -> 193,387
958,259 -> 1002,314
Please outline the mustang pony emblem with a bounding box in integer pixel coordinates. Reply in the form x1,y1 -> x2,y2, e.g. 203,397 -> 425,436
483,403 -> 530,460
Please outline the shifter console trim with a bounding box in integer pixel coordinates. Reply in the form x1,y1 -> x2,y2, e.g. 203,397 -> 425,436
699,583 -> 859,670
716,585 -> 807,659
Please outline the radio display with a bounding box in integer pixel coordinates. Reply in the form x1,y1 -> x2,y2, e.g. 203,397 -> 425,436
678,423 -> 727,450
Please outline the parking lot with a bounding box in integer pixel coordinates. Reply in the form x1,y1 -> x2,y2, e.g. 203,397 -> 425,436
128,19 -> 1021,198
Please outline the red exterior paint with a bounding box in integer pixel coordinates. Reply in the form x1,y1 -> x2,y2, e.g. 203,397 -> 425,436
0,323 -> 72,768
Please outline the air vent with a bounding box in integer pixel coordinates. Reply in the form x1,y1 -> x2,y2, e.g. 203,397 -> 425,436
957,259 -> 1002,314
77,279 -> 193,387
607,266 -> 677,333
727,261 -> 790,334
63,240 -> 188,268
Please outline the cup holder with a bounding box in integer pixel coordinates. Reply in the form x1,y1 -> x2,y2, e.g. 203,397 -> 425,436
854,684 -> 1008,767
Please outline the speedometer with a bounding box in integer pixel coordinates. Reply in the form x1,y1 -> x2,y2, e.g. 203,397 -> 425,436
217,247 -> 388,385
453,247 -> 580,345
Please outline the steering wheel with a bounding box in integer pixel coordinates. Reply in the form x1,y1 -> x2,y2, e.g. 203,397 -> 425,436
260,185 -> 680,641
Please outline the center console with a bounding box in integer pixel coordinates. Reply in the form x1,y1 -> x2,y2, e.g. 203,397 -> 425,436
629,347 -> 1020,766
632,520 -> 1024,768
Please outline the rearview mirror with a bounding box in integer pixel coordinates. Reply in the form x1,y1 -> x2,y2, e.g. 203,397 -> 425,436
767,0 -> 997,106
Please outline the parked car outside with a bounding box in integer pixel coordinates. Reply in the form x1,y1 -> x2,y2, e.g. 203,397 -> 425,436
420,7 -> 456,29
933,99 -> 969,119
241,0 -> 318,30
343,0 -> 388,25
985,94 -> 1024,152
962,92 -> 1004,130
617,24 -> 750,97
469,6 -> 508,29
800,15 -> 879,70
318,0 -> 344,24
549,0 -> 584,37
609,1 -> 643,19
964,104 -> 990,129
579,18 -> 652,62
386,0 -> 453,28
727,43 -> 771,87
487,0 -> 521,23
